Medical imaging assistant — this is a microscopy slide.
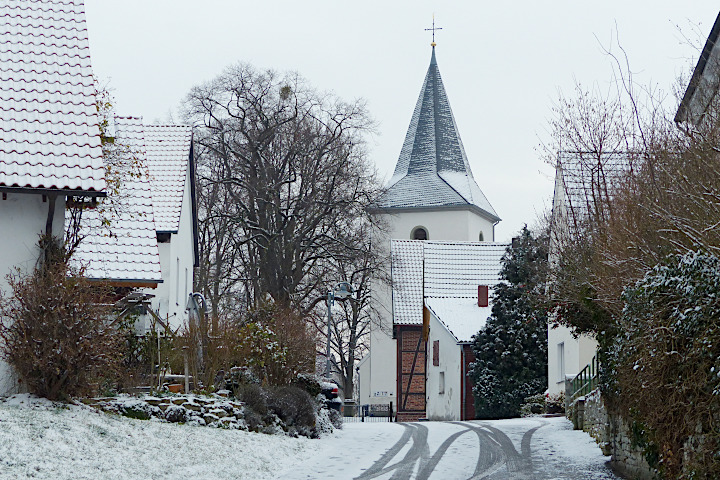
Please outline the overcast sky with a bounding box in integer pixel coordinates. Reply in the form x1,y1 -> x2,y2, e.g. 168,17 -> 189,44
85,1 -> 719,242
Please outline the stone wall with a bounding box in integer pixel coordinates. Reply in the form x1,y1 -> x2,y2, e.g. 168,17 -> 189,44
567,382 -> 658,480
608,415 -> 658,480
582,389 -> 610,455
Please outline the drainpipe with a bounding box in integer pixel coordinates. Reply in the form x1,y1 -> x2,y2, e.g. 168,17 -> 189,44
42,193 -> 58,263
461,346 -> 465,421
44,193 -> 57,237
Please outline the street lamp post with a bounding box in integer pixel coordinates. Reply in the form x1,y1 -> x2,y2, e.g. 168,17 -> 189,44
325,282 -> 353,379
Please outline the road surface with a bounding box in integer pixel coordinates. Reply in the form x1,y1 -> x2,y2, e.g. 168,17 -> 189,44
281,416 -> 620,480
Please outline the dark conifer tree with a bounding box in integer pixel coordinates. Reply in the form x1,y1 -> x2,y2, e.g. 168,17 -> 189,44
469,226 -> 549,418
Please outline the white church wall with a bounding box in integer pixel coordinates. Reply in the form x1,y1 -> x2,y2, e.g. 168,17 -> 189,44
364,278 -> 397,406
465,210 -> 495,242
356,354 -> 370,404
383,209 -> 494,243
547,324 -> 598,395
426,314 -> 462,421
0,192 -> 65,395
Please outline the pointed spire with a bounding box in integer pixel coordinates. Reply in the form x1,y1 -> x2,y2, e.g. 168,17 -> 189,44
376,47 -> 499,222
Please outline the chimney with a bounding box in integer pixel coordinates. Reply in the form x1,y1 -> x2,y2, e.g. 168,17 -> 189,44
478,285 -> 489,307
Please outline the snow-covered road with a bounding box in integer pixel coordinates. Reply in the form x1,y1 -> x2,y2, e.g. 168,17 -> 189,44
0,396 -> 618,479
281,417 -> 620,480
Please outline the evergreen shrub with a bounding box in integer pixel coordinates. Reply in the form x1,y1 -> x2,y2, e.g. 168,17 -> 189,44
469,226 -> 549,419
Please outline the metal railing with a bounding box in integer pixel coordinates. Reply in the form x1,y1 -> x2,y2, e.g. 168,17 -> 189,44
343,402 -> 394,422
571,355 -> 598,400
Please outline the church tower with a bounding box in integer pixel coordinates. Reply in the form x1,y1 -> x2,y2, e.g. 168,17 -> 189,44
373,45 -> 500,241
359,43 -> 501,414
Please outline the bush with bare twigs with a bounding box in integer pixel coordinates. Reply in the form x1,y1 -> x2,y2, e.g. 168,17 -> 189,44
234,303 -> 316,386
544,46 -> 720,477
0,237 -> 123,400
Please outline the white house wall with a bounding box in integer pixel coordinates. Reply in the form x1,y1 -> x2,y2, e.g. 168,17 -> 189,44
0,193 -> 65,395
0,193 -> 65,291
426,313 -> 462,421
146,166 -> 195,332
547,324 -> 598,395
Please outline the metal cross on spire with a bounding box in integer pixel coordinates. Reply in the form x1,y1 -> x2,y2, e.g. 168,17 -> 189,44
425,14 -> 442,47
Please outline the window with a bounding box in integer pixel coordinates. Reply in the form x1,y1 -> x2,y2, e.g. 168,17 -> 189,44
478,231 -> 484,241
175,257 -> 180,306
411,226 -> 428,240
184,267 -> 189,305
558,342 -> 565,382
439,371 -> 445,394
433,340 -> 439,366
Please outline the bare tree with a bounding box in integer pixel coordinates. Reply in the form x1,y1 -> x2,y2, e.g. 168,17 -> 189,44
184,64 -> 383,313
312,221 -> 389,396
194,151 -> 247,325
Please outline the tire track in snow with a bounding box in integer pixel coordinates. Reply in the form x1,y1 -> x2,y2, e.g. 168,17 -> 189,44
355,420 -> 546,480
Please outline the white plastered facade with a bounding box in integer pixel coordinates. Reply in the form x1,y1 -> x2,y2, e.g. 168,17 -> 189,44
547,325 -> 597,395
547,159 -> 599,394
425,311 -> 463,421
0,193 -> 66,395
145,165 -> 196,332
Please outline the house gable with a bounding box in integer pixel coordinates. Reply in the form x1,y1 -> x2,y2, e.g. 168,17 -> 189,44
69,116 -> 162,287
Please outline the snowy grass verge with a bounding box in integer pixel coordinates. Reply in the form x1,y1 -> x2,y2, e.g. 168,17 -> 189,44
0,394 -> 319,480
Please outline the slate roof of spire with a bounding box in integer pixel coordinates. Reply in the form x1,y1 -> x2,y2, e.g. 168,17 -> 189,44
69,117 -> 162,285
374,47 -> 499,222
0,0 -> 106,194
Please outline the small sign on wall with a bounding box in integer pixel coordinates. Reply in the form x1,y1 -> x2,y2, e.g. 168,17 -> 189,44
373,391 -> 392,397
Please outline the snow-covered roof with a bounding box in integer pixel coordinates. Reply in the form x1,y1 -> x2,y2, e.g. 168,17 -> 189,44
553,152 -> 631,238
374,47 -> 498,222
675,11 -> 720,126
424,241 -> 507,297
391,240 -> 424,326
391,240 -> 507,326
425,297 -> 493,343
144,125 -> 192,233
69,117 -> 161,285
0,0 -> 105,194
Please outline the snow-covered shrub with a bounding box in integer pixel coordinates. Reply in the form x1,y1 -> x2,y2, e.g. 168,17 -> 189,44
234,383 -> 268,416
0,241 -> 123,400
292,373 -> 322,398
520,393 -> 546,416
164,405 -> 188,423
235,303 -> 315,386
117,399 -> 160,420
546,392 -> 565,414
327,408 -> 342,429
315,407 -> 335,436
520,392 -> 565,417
268,386 -> 316,436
